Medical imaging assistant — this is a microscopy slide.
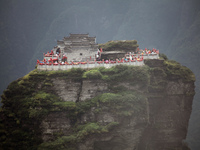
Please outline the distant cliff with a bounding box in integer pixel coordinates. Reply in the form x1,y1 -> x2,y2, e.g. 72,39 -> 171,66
0,55 -> 195,150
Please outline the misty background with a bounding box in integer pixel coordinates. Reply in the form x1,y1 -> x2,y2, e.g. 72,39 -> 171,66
0,0 -> 200,149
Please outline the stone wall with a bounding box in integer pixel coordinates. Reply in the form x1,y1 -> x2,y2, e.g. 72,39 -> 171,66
38,54 -> 159,71
37,60 -> 144,71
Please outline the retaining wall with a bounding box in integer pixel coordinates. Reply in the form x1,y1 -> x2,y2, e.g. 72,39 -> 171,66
37,60 -> 144,71
38,54 -> 159,71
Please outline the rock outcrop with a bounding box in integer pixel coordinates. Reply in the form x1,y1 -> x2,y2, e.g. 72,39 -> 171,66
0,57 -> 195,150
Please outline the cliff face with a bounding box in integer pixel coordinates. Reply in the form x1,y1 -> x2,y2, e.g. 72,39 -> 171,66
0,57 -> 195,150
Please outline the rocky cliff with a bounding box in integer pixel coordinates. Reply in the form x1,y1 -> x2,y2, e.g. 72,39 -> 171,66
0,56 -> 195,150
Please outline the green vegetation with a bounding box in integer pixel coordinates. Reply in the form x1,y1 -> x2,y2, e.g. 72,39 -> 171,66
82,69 -> 103,79
99,40 -> 139,52
76,90 -> 147,116
164,60 -> 195,82
38,68 -> 85,81
53,101 -> 76,111
38,122 -> 119,150
37,88 -> 146,150
159,53 -> 168,60
94,91 -> 147,116
83,65 -> 150,88
0,65 -> 149,149
0,70 -> 63,150
147,67 -> 168,92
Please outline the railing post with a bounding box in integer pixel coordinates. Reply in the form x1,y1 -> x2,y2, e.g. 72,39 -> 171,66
87,60 -> 89,69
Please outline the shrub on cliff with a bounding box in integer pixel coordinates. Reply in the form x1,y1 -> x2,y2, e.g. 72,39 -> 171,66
98,40 -> 139,52
164,60 -> 195,82
159,53 -> 168,60
82,69 -> 103,79
38,122 -> 119,150
83,65 -> 150,87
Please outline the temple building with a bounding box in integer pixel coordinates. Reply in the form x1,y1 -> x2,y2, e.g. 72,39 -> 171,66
56,33 -> 98,62
39,33 -> 159,71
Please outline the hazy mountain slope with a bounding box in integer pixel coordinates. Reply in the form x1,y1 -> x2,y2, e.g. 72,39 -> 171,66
113,0 -> 183,49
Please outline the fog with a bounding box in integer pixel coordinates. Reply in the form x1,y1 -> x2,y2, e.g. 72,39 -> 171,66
0,0 -> 200,149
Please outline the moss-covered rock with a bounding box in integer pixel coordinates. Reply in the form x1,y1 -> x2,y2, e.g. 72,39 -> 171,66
0,57 -> 195,150
99,40 -> 139,52
164,60 -> 195,82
